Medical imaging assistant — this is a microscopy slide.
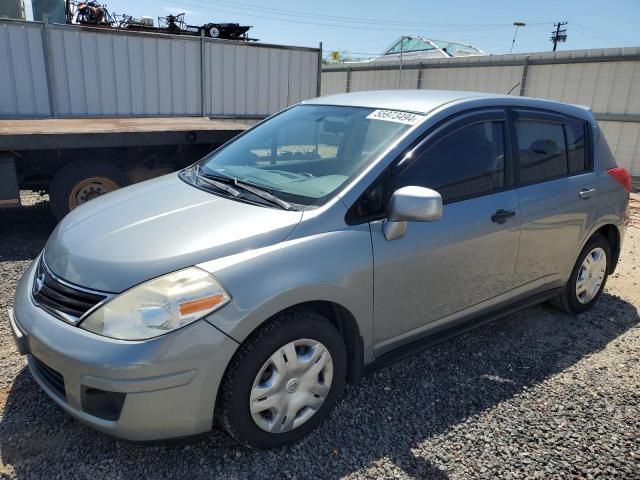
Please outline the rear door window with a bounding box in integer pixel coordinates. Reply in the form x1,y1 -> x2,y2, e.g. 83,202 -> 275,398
514,119 -> 568,184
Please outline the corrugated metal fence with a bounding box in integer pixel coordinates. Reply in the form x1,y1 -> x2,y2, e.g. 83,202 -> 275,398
0,18 -> 320,118
322,48 -> 640,178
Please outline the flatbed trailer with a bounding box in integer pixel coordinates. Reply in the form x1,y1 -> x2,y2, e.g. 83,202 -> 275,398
0,117 -> 249,219
0,18 -> 321,219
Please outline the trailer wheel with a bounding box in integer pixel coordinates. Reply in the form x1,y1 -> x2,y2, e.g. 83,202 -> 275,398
50,161 -> 129,220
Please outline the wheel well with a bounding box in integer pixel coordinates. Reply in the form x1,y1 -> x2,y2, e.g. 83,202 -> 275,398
280,301 -> 364,384
216,300 -> 365,419
594,224 -> 621,274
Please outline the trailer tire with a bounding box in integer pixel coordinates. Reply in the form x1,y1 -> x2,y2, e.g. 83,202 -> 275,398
50,161 -> 129,220
206,24 -> 220,38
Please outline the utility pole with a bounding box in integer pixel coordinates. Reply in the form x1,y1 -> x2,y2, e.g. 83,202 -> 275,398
550,21 -> 568,52
510,21 -> 526,54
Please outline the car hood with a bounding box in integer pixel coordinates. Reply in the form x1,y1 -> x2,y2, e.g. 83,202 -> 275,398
44,173 -> 303,292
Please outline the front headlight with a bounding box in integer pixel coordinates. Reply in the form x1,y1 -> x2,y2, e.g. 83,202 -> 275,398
80,267 -> 230,340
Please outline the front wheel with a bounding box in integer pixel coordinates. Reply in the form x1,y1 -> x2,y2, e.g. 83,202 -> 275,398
551,233 -> 611,314
218,309 -> 347,448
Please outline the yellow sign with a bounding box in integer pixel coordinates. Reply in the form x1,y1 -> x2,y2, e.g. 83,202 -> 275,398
331,51 -> 340,61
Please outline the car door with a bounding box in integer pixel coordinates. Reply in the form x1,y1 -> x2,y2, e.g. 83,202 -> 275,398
510,109 -> 598,296
368,109 -> 521,355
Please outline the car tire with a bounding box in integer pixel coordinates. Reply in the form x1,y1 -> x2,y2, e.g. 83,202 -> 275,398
218,308 -> 347,449
49,160 -> 129,220
550,233 -> 611,315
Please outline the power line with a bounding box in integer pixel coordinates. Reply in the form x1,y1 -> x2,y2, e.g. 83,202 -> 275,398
569,25 -> 617,45
168,3 -> 415,32
182,0 -> 536,29
148,1 -> 637,52
572,23 -> 635,45
172,0 -> 550,32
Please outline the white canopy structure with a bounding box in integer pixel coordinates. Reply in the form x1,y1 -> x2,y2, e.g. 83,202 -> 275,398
355,35 -> 488,63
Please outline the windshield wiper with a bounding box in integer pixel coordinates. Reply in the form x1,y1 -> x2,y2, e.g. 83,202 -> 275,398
195,168 -> 242,198
232,180 -> 293,211
198,167 -> 293,211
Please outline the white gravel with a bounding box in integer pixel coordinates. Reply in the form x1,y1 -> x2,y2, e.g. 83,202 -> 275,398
1,191 -> 639,479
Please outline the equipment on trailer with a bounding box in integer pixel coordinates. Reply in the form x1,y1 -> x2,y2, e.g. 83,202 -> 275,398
66,1 -> 115,25
115,14 -> 154,29
158,13 -> 253,40
64,1 -> 255,41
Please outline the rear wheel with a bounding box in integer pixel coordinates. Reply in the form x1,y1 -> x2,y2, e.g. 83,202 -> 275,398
49,161 -> 129,220
218,309 -> 347,448
551,234 -> 610,314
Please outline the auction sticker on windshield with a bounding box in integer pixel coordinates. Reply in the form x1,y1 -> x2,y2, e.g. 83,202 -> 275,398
366,110 -> 426,125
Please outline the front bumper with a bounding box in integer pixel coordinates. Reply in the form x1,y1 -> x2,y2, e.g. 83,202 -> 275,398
10,260 -> 239,441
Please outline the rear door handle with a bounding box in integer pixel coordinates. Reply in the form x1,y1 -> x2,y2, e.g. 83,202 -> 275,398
579,188 -> 597,199
491,209 -> 516,224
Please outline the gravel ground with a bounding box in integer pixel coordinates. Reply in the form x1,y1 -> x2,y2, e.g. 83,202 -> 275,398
1,191 -> 639,479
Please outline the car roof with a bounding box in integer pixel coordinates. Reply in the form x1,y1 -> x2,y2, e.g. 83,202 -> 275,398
303,89 -> 592,120
304,90 -> 493,113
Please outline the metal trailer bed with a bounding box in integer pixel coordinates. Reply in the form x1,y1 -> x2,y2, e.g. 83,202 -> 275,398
0,117 -> 249,218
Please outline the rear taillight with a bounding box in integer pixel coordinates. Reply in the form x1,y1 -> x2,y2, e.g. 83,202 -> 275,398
608,167 -> 631,192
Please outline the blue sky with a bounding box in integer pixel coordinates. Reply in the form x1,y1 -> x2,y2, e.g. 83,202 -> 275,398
38,0 -> 640,57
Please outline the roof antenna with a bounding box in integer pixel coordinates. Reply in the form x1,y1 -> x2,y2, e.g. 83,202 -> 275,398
506,82 -> 521,95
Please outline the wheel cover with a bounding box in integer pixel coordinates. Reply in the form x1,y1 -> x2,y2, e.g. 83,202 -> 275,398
68,177 -> 119,210
249,339 -> 333,433
575,247 -> 607,304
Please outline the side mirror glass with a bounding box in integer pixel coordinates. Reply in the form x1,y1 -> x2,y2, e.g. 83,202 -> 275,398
383,186 -> 443,240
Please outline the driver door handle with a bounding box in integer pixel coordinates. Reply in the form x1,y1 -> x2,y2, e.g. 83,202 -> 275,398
491,209 -> 516,224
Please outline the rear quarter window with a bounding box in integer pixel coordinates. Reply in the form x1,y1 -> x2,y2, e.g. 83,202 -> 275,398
565,119 -> 588,173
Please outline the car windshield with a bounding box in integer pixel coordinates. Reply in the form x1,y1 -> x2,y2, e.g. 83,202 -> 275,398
196,104 -> 420,206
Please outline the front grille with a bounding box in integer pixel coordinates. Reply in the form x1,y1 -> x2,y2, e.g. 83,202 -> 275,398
32,356 -> 66,400
32,257 -> 108,323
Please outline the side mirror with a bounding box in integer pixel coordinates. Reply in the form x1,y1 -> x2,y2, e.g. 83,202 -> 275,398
383,186 -> 443,241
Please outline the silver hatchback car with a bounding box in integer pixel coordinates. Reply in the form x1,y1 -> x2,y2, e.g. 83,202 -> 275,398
10,90 -> 631,448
